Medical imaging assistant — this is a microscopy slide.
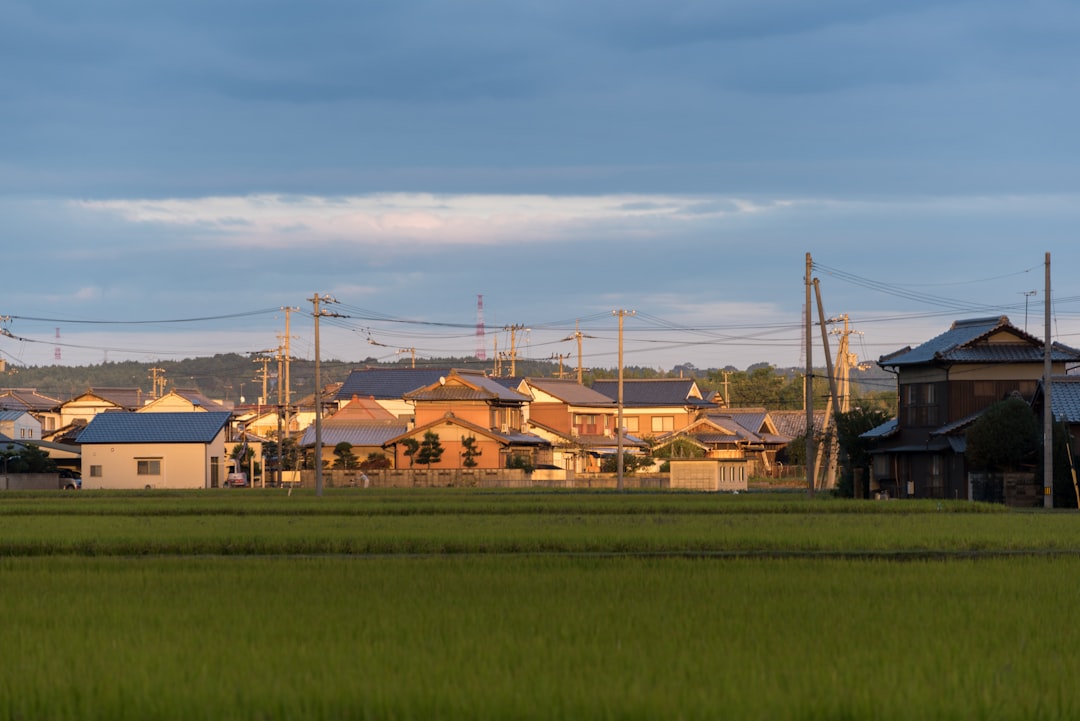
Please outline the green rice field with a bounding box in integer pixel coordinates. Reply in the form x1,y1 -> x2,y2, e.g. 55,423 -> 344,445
1,488 -> 1078,719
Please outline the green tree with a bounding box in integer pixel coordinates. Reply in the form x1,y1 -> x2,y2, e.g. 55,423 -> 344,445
461,436 -> 482,468
360,452 -> 391,471
402,438 -> 420,468
965,396 -> 1040,472
333,442 -> 359,470
0,443 -> 56,473
506,454 -> 534,473
600,452 -> 652,474
833,404 -> 892,497
416,431 -> 444,469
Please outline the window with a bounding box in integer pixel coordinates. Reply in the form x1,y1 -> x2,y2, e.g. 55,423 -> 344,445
624,417 -> 639,433
651,416 -> 675,433
90,465 -> 102,477
903,383 -> 939,427
137,459 -> 162,476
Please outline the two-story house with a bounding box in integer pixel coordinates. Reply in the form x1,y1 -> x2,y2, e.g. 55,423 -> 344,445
384,369 -> 552,470
865,316 -> 1080,499
515,377 -> 645,472
589,378 -> 719,438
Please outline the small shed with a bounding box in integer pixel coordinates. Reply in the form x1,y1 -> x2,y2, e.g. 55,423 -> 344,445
669,458 -> 748,492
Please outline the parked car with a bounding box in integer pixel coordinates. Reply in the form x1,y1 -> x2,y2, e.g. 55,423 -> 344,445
225,472 -> 248,488
59,469 -> 81,490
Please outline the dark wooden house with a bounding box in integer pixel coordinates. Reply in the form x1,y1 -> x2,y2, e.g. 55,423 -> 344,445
864,316 -> 1080,499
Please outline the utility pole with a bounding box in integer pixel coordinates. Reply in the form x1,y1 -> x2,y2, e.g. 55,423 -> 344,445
310,293 -> 338,497
149,367 -> 167,399
398,347 -> 416,368
561,320 -> 594,384
502,325 -> 528,377
614,309 -> 635,492
1043,253 -> 1053,509
805,252 -> 815,499
551,353 -> 570,379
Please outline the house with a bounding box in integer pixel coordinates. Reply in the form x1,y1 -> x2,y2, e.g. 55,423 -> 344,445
655,408 -> 791,477
334,368 -> 450,419
385,369 -> 552,470
299,395 -> 407,469
515,377 -> 645,472
863,316 -> 1080,500
138,388 -> 230,413
78,411 -> 232,489
60,387 -> 147,426
590,378 -> 718,437
0,388 -> 63,434
0,410 -> 43,442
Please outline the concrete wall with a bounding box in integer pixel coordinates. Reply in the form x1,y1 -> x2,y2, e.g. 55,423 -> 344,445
0,473 -> 61,490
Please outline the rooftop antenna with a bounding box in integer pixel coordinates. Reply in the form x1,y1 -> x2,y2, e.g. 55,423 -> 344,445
1022,290 -> 1037,332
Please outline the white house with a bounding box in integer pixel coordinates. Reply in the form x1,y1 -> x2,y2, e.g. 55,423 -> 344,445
0,410 -> 43,442
78,412 -> 231,489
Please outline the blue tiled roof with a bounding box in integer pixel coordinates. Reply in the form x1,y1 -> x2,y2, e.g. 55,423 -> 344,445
78,412 -> 231,444
334,368 -> 452,401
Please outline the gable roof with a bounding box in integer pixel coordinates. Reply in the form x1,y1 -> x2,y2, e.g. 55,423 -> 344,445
521,378 -> 616,407
86,387 -> 147,409
0,389 -> 62,412
383,411 -> 548,447
879,316 -> 1080,368
0,410 -> 34,423
334,368 -> 451,401
590,379 -> 713,408
138,388 -> 230,413
405,369 -> 531,403
78,412 -> 232,444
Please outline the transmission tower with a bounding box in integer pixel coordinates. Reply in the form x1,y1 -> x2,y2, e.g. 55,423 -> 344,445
54,327 -> 61,362
475,294 -> 486,360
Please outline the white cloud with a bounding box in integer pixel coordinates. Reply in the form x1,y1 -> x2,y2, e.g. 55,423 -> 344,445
74,193 -> 800,249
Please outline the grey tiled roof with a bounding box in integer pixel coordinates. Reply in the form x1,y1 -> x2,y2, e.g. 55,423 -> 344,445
88,387 -> 148,409
334,368 -> 451,401
78,412 -> 231,444
590,379 -> 711,407
0,389 -> 62,411
299,422 -> 407,448
405,370 -> 531,403
524,378 -> 616,406
879,316 -> 1080,367
860,418 -> 898,439
1046,377 -> 1080,423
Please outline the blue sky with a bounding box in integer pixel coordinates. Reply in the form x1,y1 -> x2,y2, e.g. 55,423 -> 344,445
3,0 -> 1080,373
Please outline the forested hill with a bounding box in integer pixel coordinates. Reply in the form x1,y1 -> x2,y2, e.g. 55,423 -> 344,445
1,354 -> 895,412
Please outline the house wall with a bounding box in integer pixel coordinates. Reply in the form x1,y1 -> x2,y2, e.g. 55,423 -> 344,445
0,414 -> 42,441
414,400 -> 491,428
61,399 -> 126,426
81,434 -> 227,489
529,403 -> 572,435
621,407 -> 695,437
139,396 -> 201,413
391,428 -> 506,470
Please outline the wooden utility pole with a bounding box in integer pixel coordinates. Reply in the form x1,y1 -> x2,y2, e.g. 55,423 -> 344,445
551,353 -> 570,379
149,367 -> 167,399
502,325 -> 528,376
309,293 -> 337,498
805,253 -> 815,498
614,309 -> 635,491
1044,252 -> 1053,509
561,321 -> 594,384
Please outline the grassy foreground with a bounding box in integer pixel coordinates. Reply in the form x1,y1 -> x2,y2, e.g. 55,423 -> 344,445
1,489 -> 1078,720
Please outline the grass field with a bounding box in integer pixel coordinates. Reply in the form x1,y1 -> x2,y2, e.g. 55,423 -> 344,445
1,489 -> 1078,720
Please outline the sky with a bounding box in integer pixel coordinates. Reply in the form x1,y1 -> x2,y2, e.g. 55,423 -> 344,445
3,0 -> 1080,375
